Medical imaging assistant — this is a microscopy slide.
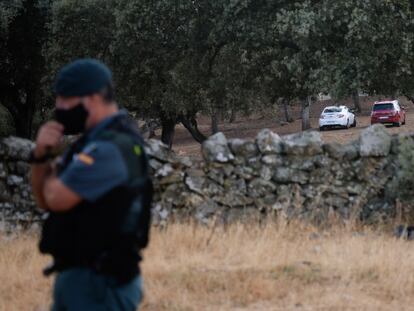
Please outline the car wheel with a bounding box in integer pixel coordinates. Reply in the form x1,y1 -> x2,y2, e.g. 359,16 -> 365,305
319,126 -> 324,131
352,119 -> 357,127
394,121 -> 401,127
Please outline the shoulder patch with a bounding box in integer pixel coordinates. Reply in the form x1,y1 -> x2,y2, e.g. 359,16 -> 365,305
83,143 -> 98,155
76,153 -> 95,165
134,145 -> 142,156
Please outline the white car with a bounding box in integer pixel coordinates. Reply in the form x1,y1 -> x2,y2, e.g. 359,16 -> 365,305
319,106 -> 356,131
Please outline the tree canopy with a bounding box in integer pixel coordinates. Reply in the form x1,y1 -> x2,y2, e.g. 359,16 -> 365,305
1,0 -> 414,143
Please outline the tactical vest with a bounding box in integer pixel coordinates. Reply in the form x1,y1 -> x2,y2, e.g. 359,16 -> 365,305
39,114 -> 152,283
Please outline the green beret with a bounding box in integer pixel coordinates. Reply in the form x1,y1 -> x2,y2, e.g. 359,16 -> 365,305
54,59 -> 113,97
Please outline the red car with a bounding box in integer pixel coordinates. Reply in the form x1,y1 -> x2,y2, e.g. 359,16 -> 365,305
371,100 -> 406,127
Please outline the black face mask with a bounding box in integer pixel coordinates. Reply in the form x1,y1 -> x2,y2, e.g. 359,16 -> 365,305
54,103 -> 89,135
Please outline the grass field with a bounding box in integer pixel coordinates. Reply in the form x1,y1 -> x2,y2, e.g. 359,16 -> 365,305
1,223 -> 414,311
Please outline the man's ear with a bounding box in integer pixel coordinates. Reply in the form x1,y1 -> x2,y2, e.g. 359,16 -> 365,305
82,95 -> 96,110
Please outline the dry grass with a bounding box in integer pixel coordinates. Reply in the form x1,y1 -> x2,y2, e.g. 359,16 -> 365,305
1,223 -> 414,311
0,234 -> 52,311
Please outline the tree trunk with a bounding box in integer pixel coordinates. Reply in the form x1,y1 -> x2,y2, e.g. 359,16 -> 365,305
24,97 -> 34,139
149,127 -> 156,138
229,109 -> 236,123
211,111 -> 219,134
180,114 -> 207,143
0,83 -> 34,138
148,119 -> 159,138
301,96 -> 311,131
352,90 -> 361,113
140,119 -> 159,138
283,99 -> 294,123
13,94 -> 35,138
405,94 -> 414,104
160,115 -> 176,149
4,0 -> 46,139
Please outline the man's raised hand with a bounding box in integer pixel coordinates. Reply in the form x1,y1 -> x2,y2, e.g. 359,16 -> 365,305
34,121 -> 64,158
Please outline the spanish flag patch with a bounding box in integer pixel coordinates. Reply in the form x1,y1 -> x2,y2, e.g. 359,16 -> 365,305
77,153 -> 95,165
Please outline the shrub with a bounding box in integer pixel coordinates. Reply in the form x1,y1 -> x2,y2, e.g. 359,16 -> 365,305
0,104 -> 15,137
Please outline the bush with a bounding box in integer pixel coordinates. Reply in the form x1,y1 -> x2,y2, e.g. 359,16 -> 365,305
0,104 -> 15,137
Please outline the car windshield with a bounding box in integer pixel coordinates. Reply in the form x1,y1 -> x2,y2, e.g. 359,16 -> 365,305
373,103 -> 394,111
323,108 -> 342,114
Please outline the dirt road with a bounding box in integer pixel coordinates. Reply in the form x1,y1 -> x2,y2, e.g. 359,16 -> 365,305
167,97 -> 414,157
316,112 -> 414,144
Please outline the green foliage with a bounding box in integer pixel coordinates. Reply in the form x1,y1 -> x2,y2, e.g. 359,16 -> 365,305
0,1 -> 22,36
112,1 -> 252,121
0,1 -> 22,84
3,0 -> 414,141
45,0 -> 117,79
112,0 -> 194,116
319,0 -> 414,99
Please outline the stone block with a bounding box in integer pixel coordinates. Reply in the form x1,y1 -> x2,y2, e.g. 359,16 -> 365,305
229,138 -> 259,158
283,131 -> 323,156
359,124 -> 391,157
273,168 -> 309,184
256,129 -> 283,154
0,136 -> 34,161
202,132 -> 234,163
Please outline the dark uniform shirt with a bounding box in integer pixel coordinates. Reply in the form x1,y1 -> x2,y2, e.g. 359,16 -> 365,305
59,111 -> 130,202
51,110 -> 147,309
40,109 -> 151,284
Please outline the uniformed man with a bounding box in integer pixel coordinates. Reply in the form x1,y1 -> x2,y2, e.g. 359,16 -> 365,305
30,59 -> 152,311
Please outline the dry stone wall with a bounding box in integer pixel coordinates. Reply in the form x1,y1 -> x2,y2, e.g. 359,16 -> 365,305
0,124 -> 411,230
0,137 -> 39,231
